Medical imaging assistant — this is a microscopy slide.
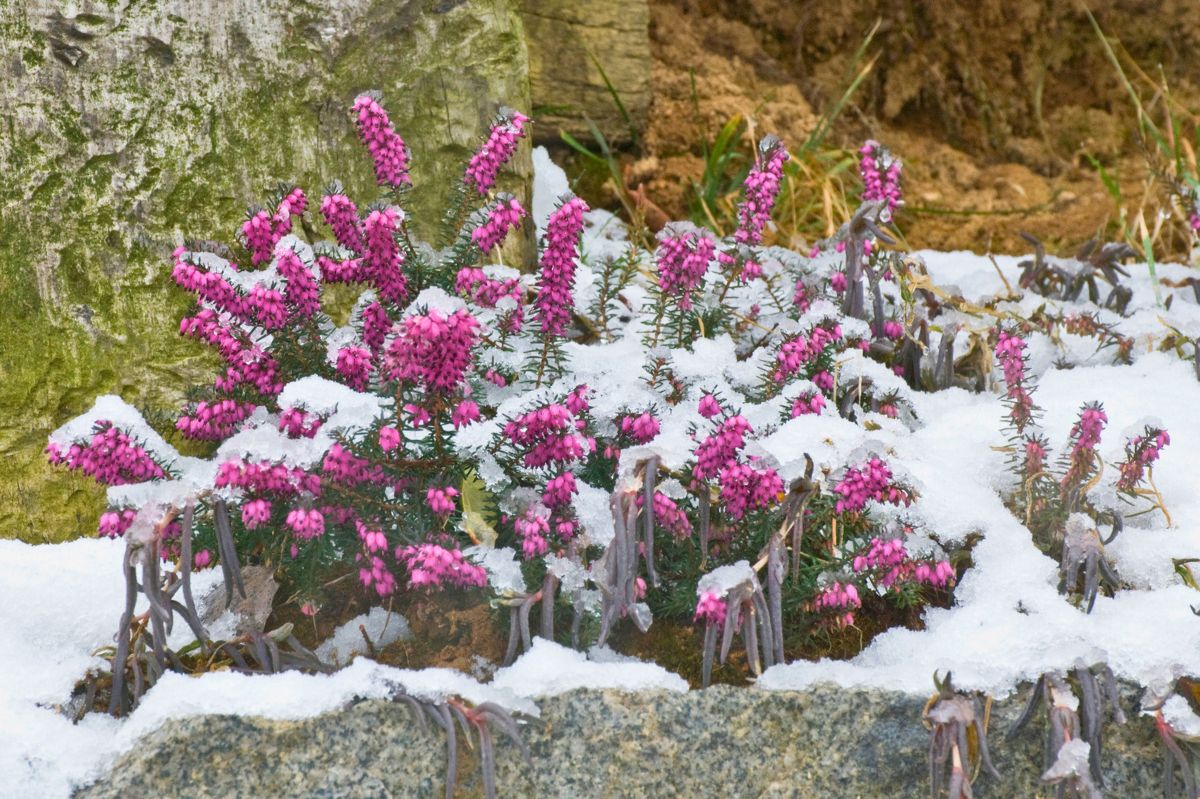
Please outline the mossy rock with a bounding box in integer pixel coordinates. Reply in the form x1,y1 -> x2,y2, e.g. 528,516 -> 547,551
0,0 -> 532,541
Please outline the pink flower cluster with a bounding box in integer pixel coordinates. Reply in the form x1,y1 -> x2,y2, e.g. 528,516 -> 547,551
535,196 -> 588,336
398,543 -> 487,590
619,412 -> 660,444
734,135 -> 789,246
320,192 -> 365,254
694,591 -> 726,626
852,537 -> 954,589
455,267 -> 523,312
215,458 -> 321,496
812,581 -> 861,627
656,230 -> 715,309
692,415 -> 751,481
718,462 -> 784,520
176,399 -> 256,440
698,394 -> 722,419
286,506 -> 326,539
361,301 -> 392,354
323,442 -> 386,487
516,507 -> 551,558
378,425 -> 401,452
651,492 -> 693,539
859,140 -> 903,218
772,325 -> 841,383
385,307 -> 480,393
452,400 -> 481,429
336,346 -> 372,391
833,458 -> 912,514
98,508 -> 138,538
790,391 -> 826,417
362,207 -> 409,305
1116,426 -> 1170,493
276,249 -> 321,320
46,423 -> 166,486
542,471 -> 577,508
241,498 -> 272,529
242,187 -> 307,265
278,407 -> 323,439
503,403 -> 586,469
179,308 -> 282,396
426,486 -> 459,515
464,109 -> 529,195
1061,402 -> 1108,490
995,331 -> 1037,433
353,93 -> 412,189
472,195 -> 526,254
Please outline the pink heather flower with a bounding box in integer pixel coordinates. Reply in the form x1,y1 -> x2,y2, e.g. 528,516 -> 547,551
353,94 -> 411,188
793,281 -> 811,312
515,507 -> 551,559
176,399 -> 256,440
791,391 -> 826,417
278,407 -> 322,439
318,254 -> 362,284
241,498 -> 272,530
398,543 -> 487,590
859,140 -> 903,218
833,458 -> 912,514
451,400 -> 481,429
1116,426 -> 1170,493
535,196 -> 589,336
812,370 -> 834,393
276,248 -> 321,320
812,581 -> 862,627
356,519 -> 389,554
98,508 -> 137,539
241,188 -> 306,266
504,403 -> 585,469
426,486 -> 459,515
472,195 -> 526,254
378,425 -> 401,452
455,267 -> 523,311
718,462 -> 784,520
651,492 -> 692,538
286,507 -> 326,540
46,423 -> 167,487
1061,402 -> 1108,492
565,384 -> 590,416
656,229 -> 715,309
883,320 -> 904,340
323,442 -> 384,487
620,412 -> 660,444
404,403 -> 432,427
830,271 -> 847,293
336,346 -> 372,391
912,560 -> 955,589
542,471 -> 577,508
1023,435 -> 1048,476
694,591 -> 726,626
464,108 -> 530,195
193,549 -> 213,569
734,135 -> 789,246
361,301 -> 392,355
692,415 -> 752,482
320,192 -> 365,254
385,307 -> 480,394
772,325 -> 840,383
363,207 -> 409,305
359,555 -> 398,597
215,458 -> 321,495
484,369 -> 507,387
698,394 -> 722,419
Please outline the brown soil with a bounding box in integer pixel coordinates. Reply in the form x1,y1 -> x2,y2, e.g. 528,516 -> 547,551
636,0 -> 1200,254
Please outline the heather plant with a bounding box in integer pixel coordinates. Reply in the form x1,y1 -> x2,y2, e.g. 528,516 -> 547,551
48,89 -> 973,731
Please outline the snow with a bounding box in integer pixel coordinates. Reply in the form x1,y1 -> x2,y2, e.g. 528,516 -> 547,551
0,538 -> 532,798
315,607 -> 412,665
491,639 -> 688,698
697,561 -> 756,597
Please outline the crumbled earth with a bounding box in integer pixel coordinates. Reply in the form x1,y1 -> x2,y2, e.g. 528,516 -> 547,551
625,0 -> 1200,255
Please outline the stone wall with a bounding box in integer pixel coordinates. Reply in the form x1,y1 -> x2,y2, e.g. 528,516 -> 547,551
0,0 -> 532,540
79,684 -> 1162,798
